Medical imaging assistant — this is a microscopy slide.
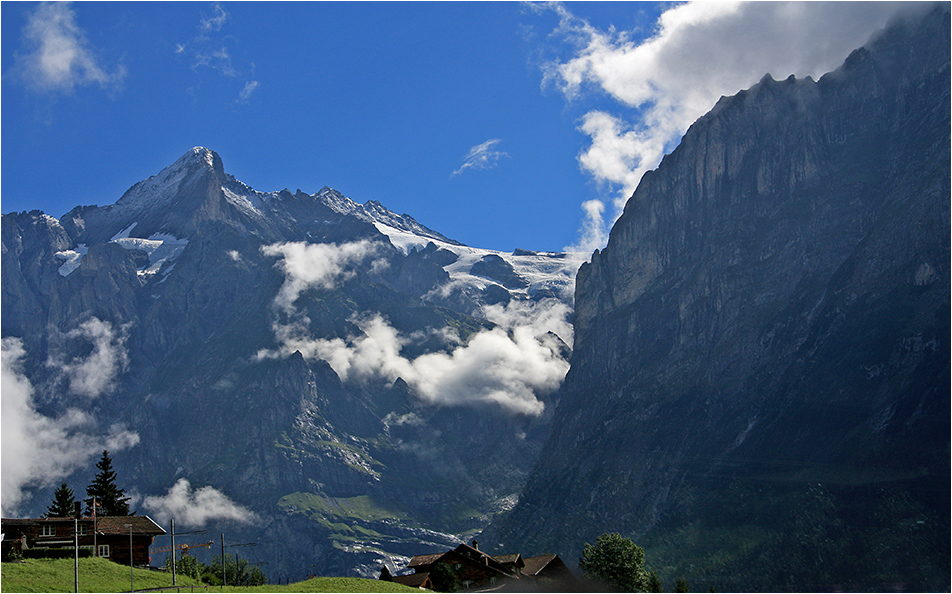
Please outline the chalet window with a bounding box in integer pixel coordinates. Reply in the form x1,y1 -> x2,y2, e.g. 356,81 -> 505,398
75,524 -> 87,536
453,563 -> 462,571
98,544 -> 110,558
40,525 -> 56,537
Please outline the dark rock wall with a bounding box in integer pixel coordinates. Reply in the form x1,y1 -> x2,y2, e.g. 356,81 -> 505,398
487,7 -> 950,590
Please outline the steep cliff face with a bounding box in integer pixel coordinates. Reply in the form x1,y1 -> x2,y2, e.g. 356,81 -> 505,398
489,7 -> 949,590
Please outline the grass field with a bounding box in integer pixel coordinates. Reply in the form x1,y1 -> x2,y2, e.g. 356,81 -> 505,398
0,558 -> 420,593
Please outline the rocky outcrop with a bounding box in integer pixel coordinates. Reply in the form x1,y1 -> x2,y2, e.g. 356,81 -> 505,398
487,7 -> 950,591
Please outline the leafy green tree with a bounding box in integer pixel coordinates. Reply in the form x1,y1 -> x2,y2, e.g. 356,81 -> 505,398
675,577 -> 690,592
85,450 -> 131,516
46,482 -> 77,518
165,554 -> 204,580
208,554 -> 267,586
647,570 -> 664,592
579,533 -> 651,592
429,561 -> 460,593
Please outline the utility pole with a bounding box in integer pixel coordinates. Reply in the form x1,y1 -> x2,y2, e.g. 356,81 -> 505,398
125,523 -> 133,592
167,520 -> 207,586
92,497 -> 97,558
73,502 -> 81,593
220,534 -> 256,587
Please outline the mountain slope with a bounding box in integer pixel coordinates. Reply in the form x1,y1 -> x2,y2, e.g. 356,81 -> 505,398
485,7 -> 950,591
1,147 -> 580,578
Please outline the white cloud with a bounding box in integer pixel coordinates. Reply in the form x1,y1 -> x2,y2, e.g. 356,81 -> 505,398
200,2 -> 228,33
452,139 -> 510,176
15,1 -> 124,93
538,1 -> 910,245
178,2 -> 249,80
47,317 -> 129,398
260,240 -> 385,312
286,313 -> 567,416
194,46 -> 237,77
481,297 -> 573,348
238,80 -> 259,102
143,479 -> 257,527
257,242 -> 572,416
1,337 -> 139,515
563,198 -> 609,255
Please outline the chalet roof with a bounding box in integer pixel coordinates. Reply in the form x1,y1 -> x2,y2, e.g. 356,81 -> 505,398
493,553 -> 524,567
453,543 -> 514,576
1,517 -> 86,525
3,518 -> 49,526
1,515 -> 165,536
391,572 -> 432,588
522,554 -> 560,576
407,552 -> 446,568
95,515 -> 165,536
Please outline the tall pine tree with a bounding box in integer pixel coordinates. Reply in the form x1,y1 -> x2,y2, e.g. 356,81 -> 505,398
46,482 -> 77,517
85,450 -> 131,516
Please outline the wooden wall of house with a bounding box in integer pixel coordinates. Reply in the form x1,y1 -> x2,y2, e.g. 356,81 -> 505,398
96,535 -> 155,566
0,522 -> 155,567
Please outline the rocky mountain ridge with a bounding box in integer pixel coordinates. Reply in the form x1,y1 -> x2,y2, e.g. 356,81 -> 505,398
2,146 -> 580,578
485,6 -> 950,591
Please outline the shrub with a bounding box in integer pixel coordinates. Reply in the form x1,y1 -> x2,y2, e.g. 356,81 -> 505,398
22,547 -> 92,560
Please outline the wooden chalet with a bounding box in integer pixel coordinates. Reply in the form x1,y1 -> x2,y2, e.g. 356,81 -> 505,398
407,541 -> 514,590
1,515 -> 166,567
382,540 -> 579,592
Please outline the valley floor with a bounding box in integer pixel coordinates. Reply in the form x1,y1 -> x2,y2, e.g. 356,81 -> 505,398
0,558 -> 417,593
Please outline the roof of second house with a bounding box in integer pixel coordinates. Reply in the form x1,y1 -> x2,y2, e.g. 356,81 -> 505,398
391,572 -> 432,588
493,553 -> 525,566
407,552 -> 447,568
94,516 -> 166,536
522,554 -> 562,576
453,543 -> 516,577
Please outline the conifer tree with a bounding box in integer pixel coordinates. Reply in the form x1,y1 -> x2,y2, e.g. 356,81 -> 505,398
85,450 -> 131,516
46,482 -> 77,517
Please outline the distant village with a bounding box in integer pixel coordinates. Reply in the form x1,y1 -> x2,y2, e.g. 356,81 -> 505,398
380,540 -> 579,592
1,450 -> 580,591
2,514 -> 580,592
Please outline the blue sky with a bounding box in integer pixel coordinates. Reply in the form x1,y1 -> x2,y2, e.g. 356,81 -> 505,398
1,2 -> 910,252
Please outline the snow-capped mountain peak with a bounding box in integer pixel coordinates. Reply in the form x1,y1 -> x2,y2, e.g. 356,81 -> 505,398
178,146 -> 218,169
313,186 -> 461,247
113,147 -> 222,212
52,148 -> 580,311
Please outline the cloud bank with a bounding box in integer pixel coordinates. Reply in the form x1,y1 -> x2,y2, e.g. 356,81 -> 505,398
537,1 -> 909,249
261,240 -> 385,312
47,317 -> 129,398
1,337 -> 139,514
302,312 -> 567,416
15,2 -> 124,93
143,479 -> 257,527
452,139 -> 510,176
258,241 -> 571,416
